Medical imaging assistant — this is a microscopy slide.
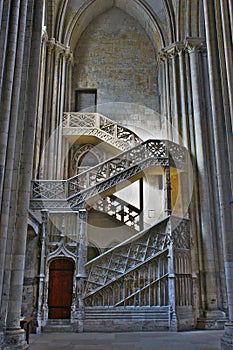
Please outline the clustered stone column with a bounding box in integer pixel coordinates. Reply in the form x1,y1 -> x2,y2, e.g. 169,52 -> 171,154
75,209 -> 88,332
202,1 -> 233,348
0,0 -> 43,349
36,37 -> 73,181
36,210 -> 48,333
158,37 -> 228,328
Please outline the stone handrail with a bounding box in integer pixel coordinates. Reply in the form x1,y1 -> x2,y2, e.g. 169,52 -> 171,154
63,112 -> 141,151
83,216 -> 192,308
84,216 -> 170,296
84,251 -> 169,307
67,139 -> 187,208
31,139 -> 187,209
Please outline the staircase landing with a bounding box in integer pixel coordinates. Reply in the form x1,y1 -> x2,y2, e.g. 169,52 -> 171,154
84,306 -> 172,332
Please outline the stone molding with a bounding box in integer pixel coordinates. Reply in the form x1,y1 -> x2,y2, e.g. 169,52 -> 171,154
46,38 -> 73,60
184,37 -> 206,54
158,37 -> 206,62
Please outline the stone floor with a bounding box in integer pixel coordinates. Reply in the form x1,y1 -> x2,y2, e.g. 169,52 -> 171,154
29,330 -> 224,350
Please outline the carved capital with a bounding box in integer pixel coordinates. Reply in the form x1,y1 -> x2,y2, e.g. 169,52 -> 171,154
42,29 -> 48,43
47,38 -> 55,53
65,48 -> 73,62
79,208 -> 87,221
157,50 -> 168,63
185,37 -> 206,53
47,39 -> 67,56
158,42 -> 185,62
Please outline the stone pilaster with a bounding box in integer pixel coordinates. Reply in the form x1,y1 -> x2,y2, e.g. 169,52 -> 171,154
185,36 -> 226,326
164,166 -> 172,216
74,209 -> 87,332
202,0 -> 233,345
158,43 -> 185,143
36,210 -> 47,333
39,40 -> 72,180
158,50 -> 172,140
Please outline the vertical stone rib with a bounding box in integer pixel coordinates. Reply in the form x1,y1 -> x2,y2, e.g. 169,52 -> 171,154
0,0 -> 11,102
4,0 -> 43,346
171,54 -> 179,143
185,37 -> 220,312
219,0 -> 233,132
57,52 -> 66,179
165,58 -> 172,140
40,41 -> 52,179
48,44 -> 59,179
37,210 -> 47,333
33,33 -> 48,179
203,0 -> 233,327
0,0 -> 26,314
178,46 -> 189,148
0,0 -> 20,210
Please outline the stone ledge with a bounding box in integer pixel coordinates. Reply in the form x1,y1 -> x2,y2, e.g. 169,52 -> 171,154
196,318 -> 226,330
1,329 -> 29,350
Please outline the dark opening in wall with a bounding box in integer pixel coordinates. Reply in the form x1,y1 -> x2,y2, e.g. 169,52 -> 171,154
75,89 -> 97,112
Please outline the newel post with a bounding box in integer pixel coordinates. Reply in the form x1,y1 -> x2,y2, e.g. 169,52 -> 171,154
164,166 -> 172,216
75,209 -> 87,332
167,219 -> 177,330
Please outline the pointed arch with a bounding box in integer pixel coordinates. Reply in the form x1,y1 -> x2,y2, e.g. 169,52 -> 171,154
63,0 -> 167,51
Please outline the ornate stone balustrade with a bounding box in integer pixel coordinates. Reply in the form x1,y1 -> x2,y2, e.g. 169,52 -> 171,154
96,195 -> 142,231
84,251 -> 169,307
83,216 -> 192,310
30,139 -> 187,209
84,217 -> 170,296
63,112 -> 141,151
67,139 -> 187,208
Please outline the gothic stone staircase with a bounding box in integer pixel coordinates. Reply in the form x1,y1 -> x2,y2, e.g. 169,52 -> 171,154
31,113 -> 194,332
82,216 -> 193,331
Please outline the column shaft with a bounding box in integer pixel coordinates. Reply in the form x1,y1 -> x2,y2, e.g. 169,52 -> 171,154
203,0 -> 233,324
186,37 -> 220,312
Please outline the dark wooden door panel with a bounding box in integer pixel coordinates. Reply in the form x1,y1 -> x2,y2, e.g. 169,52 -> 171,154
48,258 -> 74,319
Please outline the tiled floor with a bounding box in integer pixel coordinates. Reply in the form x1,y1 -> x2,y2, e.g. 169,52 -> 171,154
29,330 -> 224,350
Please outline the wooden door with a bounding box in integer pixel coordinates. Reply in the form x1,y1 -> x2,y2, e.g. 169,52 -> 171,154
48,258 -> 74,319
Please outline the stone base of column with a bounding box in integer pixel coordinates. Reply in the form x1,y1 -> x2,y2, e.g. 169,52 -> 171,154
0,332 -> 4,348
1,329 -> 29,350
221,323 -> 233,350
196,310 -> 226,330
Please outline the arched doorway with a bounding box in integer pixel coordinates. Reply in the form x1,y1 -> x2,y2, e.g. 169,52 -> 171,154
48,258 -> 74,319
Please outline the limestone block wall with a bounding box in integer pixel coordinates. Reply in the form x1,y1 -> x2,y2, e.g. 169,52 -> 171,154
73,7 -> 160,113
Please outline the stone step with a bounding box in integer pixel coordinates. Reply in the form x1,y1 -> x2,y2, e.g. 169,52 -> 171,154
43,319 -> 74,333
47,319 -> 71,325
83,306 -> 171,332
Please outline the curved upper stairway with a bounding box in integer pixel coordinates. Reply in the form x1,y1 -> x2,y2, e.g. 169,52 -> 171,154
31,138 -> 187,210
62,112 -> 141,151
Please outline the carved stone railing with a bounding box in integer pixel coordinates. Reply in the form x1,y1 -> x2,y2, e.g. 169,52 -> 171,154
83,216 -> 192,310
32,180 -> 67,200
30,139 -> 187,209
84,217 -> 170,296
63,112 -> 141,151
67,139 -> 187,209
84,250 -> 169,307
96,195 -> 142,231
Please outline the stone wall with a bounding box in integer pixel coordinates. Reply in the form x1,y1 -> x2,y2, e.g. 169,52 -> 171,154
73,7 -> 160,113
